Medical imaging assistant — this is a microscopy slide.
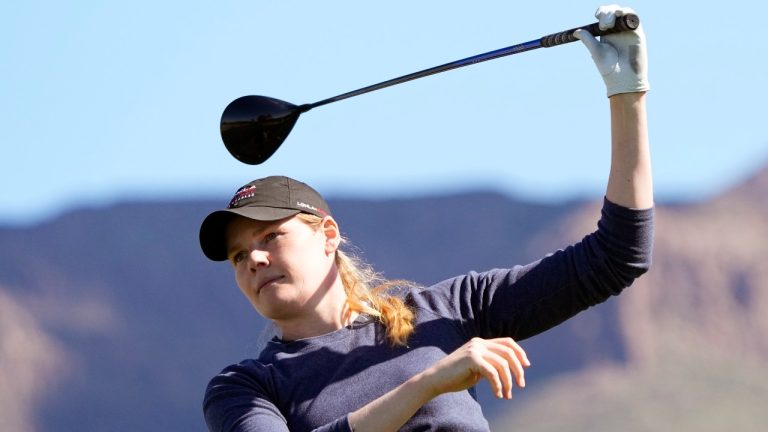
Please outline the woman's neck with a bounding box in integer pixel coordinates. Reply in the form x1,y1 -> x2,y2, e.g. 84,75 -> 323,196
275,279 -> 359,342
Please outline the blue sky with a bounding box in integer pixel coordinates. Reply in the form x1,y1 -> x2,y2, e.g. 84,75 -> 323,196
2,1 -> 766,225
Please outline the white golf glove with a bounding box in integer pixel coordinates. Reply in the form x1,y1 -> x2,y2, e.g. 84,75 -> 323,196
574,5 -> 649,97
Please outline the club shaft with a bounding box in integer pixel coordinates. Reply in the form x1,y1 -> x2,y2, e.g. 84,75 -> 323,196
299,14 -> 639,113
303,39 -> 541,112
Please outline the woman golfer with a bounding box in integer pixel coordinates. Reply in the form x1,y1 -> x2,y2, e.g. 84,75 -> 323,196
199,5 -> 653,431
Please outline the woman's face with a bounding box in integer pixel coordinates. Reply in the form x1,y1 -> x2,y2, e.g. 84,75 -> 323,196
225,215 -> 339,321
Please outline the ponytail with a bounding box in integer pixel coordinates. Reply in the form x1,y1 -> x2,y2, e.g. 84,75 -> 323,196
296,214 -> 415,346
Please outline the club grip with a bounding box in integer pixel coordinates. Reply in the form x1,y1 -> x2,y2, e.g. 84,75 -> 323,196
540,14 -> 639,48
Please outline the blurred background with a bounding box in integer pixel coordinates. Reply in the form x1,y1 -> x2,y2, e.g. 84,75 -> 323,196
2,1 -> 767,431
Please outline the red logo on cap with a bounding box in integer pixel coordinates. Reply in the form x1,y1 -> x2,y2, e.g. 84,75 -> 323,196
228,185 -> 256,208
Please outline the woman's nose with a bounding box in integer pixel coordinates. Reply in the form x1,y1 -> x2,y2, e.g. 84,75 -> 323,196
247,249 -> 269,270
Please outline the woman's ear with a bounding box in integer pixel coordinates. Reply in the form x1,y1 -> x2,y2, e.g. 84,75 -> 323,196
321,216 -> 341,255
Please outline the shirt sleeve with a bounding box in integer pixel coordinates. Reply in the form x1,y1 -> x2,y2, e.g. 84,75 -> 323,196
203,362 -> 353,432
438,197 -> 654,341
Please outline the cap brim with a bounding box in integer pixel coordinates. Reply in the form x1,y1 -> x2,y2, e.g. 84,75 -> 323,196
199,206 -> 301,261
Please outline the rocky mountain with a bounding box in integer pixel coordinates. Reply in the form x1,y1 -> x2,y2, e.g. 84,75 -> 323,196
1,165 -> 766,431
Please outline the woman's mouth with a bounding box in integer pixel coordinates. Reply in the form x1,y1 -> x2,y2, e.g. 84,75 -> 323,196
257,276 -> 284,294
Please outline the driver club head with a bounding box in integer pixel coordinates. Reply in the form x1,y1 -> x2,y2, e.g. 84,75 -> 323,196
220,95 -> 302,165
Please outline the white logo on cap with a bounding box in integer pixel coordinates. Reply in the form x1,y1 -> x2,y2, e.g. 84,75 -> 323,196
296,201 -> 318,212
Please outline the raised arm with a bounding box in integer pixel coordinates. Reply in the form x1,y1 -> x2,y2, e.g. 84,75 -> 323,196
575,5 -> 653,209
607,92 -> 652,208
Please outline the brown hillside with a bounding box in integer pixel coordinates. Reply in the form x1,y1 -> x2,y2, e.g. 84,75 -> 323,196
624,164 -> 768,365
491,165 -> 768,431
0,287 -> 69,432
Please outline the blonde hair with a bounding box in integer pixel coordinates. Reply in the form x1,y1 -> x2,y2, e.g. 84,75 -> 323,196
296,213 -> 415,346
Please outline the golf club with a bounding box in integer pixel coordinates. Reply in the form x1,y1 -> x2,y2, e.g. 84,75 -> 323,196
221,14 -> 639,165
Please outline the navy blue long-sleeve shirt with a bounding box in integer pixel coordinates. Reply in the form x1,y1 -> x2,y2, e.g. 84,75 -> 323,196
204,198 -> 654,431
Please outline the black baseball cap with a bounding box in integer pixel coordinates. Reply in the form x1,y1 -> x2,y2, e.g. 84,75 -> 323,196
199,176 -> 331,261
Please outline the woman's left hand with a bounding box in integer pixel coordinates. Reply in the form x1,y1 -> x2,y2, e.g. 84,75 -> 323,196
418,337 -> 531,400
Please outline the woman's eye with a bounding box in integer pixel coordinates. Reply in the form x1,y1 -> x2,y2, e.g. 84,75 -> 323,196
264,232 -> 279,243
231,251 -> 247,264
